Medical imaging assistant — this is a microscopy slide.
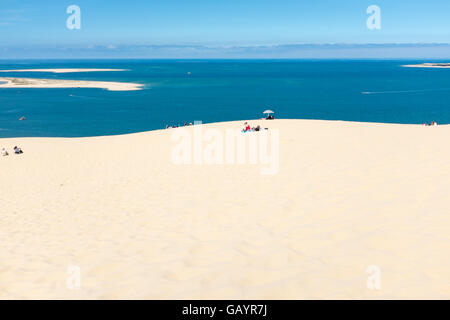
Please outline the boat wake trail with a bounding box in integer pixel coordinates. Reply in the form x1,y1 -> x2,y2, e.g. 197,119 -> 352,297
361,88 -> 450,95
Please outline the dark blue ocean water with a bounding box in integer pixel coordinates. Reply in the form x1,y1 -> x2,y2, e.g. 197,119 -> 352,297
1,59 -> 450,137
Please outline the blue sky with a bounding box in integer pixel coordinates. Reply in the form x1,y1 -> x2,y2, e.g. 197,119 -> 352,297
1,0 -> 450,58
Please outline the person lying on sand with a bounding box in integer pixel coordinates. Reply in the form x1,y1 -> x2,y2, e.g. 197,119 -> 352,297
1,148 -> 8,156
13,146 -> 23,154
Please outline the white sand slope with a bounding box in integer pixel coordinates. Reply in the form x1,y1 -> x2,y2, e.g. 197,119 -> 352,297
0,77 -> 143,91
0,120 -> 449,299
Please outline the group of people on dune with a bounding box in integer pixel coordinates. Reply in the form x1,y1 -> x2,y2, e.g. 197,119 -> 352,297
1,146 -> 23,156
423,121 -> 438,126
165,122 -> 193,129
242,122 -> 262,133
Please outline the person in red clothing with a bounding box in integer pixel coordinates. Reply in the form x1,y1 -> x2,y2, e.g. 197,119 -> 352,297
243,122 -> 251,132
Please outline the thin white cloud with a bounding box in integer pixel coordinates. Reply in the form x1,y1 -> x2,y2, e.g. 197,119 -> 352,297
0,8 -> 28,26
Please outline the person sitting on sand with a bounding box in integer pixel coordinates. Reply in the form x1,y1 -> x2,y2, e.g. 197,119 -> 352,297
14,146 -> 23,154
242,122 -> 251,132
1,148 -> 8,156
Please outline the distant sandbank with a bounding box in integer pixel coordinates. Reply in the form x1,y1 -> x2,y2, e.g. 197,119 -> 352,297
0,68 -> 128,73
0,77 -> 143,91
402,63 -> 450,69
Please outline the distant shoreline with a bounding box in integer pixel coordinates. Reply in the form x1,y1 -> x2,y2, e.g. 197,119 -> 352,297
402,63 -> 450,68
0,77 -> 143,91
0,68 -> 129,73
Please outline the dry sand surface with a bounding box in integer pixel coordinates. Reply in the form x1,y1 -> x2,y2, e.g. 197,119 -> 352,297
0,77 -> 143,91
0,120 -> 449,299
0,69 -> 128,73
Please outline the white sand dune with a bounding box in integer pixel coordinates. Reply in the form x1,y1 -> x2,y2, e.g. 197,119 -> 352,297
0,77 -> 143,91
0,120 -> 449,299
0,69 -> 128,73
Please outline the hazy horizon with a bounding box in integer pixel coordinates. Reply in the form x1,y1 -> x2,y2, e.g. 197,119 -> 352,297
3,43 -> 450,60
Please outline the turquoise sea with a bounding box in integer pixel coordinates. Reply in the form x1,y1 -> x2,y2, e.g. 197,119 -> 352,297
1,59 -> 450,138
